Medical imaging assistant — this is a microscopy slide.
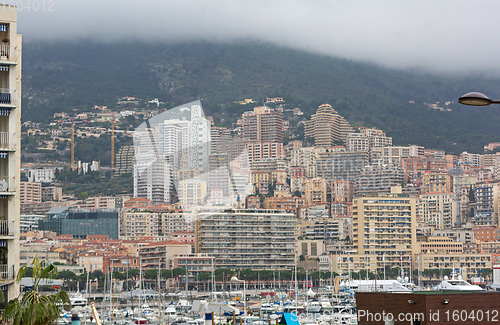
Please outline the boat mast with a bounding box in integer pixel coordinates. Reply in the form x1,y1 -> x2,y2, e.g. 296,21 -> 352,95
348,254 -> 350,289
103,266 -> 107,311
383,253 -> 386,289
365,255 -> 368,282
111,261 -> 113,325
139,257 -> 142,318
158,258 -> 162,325
86,270 -> 89,304
294,249 -> 297,306
211,257 -> 214,303
409,253 -> 412,285
418,254 -> 421,288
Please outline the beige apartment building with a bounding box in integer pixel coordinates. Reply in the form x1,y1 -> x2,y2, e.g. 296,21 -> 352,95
418,192 -> 458,229
421,171 -> 453,194
139,241 -> 192,270
370,145 -> 424,166
0,6 -> 21,300
305,104 -> 353,146
79,196 -> 116,209
419,253 -> 491,280
120,211 -> 159,238
77,252 -> 105,273
332,180 -> 354,203
251,171 -> 271,187
41,186 -> 62,202
346,128 -> 392,152
241,106 -> 283,143
290,146 -> 326,168
304,178 -> 328,205
353,187 -> 418,271
246,142 -> 284,162
159,211 -> 195,236
419,236 -> 463,254
19,181 -> 41,203
178,179 -> 207,207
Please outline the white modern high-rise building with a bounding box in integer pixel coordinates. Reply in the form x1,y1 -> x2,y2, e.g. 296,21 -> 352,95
187,103 -> 211,172
133,153 -> 172,204
0,6 -> 21,300
133,101 -> 212,206
159,118 -> 189,169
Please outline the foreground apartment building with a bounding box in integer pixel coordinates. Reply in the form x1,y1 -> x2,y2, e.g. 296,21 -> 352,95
195,209 -> 296,270
0,5 -> 21,300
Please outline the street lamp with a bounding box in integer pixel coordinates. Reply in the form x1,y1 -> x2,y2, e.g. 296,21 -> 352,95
231,276 -> 246,316
458,92 -> 500,106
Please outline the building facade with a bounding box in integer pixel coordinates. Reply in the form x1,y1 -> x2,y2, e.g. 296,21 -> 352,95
0,7 -> 21,300
305,104 -> 353,146
352,188 -> 418,271
195,209 -> 296,270
19,181 -> 41,204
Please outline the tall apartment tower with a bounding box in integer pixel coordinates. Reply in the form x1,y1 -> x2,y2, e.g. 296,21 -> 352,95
305,104 -> 353,147
352,187 -> 417,269
0,6 -> 21,300
242,106 -> 283,143
133,154 -> 172,204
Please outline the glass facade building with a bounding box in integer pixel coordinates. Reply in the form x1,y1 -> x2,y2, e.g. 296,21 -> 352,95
39,208 -> 119,239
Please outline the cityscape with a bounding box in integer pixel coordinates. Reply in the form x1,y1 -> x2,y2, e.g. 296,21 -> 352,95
5,1 -> 500,325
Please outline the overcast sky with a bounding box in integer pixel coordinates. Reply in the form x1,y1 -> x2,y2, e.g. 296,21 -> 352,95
16,0 -> 500,76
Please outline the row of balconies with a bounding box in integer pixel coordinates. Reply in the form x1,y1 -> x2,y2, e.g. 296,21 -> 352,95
0,264 -> 14,281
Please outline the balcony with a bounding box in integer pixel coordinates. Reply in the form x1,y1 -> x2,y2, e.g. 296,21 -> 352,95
0,264 -> 14,281
0,176 -> 15,194
0,88 -> 17,108
0,220 -> 13,237
0,45 -> 19,64
0,132 -> 16,151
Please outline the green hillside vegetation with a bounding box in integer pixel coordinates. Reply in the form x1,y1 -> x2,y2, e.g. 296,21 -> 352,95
22,41 -> 500,154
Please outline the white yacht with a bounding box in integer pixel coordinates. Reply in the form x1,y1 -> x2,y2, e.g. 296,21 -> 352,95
318,296 -> 332,313
69,293 -> 87,307
306,301 -> 322,313
164,304 -> 177,319
437,274 -> 483,291
260,303 -> 275,314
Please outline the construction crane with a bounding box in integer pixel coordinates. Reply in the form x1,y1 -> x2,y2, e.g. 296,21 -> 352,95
71,118 -> 75,170
58,118 -> 82,171
111,117 -> 115,169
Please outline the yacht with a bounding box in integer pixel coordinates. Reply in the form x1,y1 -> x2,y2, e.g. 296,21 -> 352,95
437,274 -> 483,291
69,293 -> 87,307
260,302 -> 275,314
318,297 -> 332,313
306,301 -> 322,313
164,304 -> 177,321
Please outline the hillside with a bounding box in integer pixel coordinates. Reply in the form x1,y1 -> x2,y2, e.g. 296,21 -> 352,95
21,41 -> 500,154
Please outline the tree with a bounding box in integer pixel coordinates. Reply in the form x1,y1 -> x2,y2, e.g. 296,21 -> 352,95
482,268 -> 493,281
292,190 -> 302,198
144,269 -> 158,280
3,257 -> 71,325
129,269 -> 140,277
92,270 -> 104,279
172,268 -> 185,277
80,191 -> 89,200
